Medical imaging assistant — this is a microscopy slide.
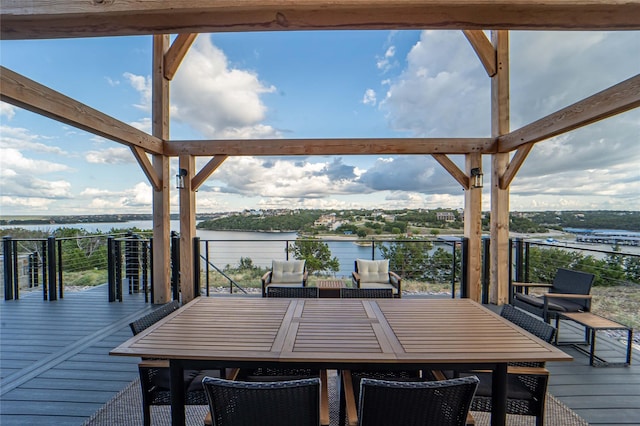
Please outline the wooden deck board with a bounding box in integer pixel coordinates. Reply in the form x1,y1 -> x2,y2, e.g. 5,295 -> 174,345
1,289 -> 639,425
0,285 -> 150,425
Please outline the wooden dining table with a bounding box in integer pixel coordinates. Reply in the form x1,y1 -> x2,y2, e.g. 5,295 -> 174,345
111,297 -> 572,426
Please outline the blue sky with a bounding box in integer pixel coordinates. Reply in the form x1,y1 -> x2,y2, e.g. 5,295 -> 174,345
1,30 -> 638,216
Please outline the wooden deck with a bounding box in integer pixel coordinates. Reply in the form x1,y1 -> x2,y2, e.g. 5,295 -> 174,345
1,287 -> 638,425
0,285 -> 151,426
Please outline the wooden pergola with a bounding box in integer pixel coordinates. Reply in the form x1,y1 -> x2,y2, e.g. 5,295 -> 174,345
2,1 -> 639,305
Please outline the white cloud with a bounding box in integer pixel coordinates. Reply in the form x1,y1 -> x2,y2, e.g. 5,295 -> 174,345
170,36 -> 279,139
380,30 -> 489,137
85,147 -> 136,164
362,89 -> 377,106
1,102 -> 16,120
1,148 -> 69,174
123,72 -> 152,112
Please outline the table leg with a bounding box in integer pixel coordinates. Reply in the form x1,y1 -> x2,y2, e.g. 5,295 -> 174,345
491,363 -> 507,426
589,328 -> 596,366
170,360 -> 186,426
627,329 -> 633,365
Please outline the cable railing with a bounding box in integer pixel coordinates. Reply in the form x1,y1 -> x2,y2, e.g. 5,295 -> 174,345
3,231 -> 638,306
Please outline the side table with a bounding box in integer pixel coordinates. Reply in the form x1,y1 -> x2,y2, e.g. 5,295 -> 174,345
556,312 -> 633,367
316,280 -> 346,298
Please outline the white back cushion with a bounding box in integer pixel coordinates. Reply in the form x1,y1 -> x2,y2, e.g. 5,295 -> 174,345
356,259 -> 390,283
271,260 -> 305,283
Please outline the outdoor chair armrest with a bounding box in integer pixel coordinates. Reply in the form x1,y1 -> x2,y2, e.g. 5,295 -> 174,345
513,281 -> 553,288
544,293 -> 593,300
352,271 -> 361,286
261,270 -> 272,284
507,366 -> 549,376
303,270 -> 309,286
320,370 -> 330,426
389,271 -> 402,294
341,370 -> 359,426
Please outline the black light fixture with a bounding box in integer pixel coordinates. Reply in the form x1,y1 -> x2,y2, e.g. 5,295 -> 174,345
176,168 -> 188,189
470,167 -> 483,189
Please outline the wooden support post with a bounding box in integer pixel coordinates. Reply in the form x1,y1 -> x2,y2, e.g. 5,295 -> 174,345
464,152 -> 483,302
151,34 -> 172,304
490,30 -> 511,305
179,155 -> 197,303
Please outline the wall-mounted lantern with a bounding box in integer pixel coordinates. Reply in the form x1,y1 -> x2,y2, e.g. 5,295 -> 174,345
176,168 -> 188,189
471,167 -> 483,189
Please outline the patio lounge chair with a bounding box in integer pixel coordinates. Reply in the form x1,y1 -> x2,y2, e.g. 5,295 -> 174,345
202,377 -> 320,426
129,301 -> 222,426
357,376 -> 479,426
261,259 -> 308,297
352,259 -> 402,298
513,268 -> 595,322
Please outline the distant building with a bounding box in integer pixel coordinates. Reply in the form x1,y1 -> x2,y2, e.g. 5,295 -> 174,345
436,212 -> 456,222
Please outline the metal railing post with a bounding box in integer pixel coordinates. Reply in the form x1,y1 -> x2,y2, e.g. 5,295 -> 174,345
482,238 -> 490,304
508,238 -> 514,304
107,236 -> 116,302
171,231 -> 180,301
57,239 -> 64,299
47,236 -> 57,301
41,240 -> 47,300
3,236 -> 14,300
149,237 -> 154,303
115,239 -> 123,302
205,240 -> 210,296
193,237 -> 201,298
460,238 -> 469,299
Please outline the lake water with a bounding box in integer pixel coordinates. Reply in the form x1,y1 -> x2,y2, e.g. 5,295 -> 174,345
0,220 -> 394,277
3,220 -> 637,277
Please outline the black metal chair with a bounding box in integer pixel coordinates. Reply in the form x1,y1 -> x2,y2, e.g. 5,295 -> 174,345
266,286 -> 319,298
340,287 -> 393,298
129,301 -> 221,426
357,376 -> 479,426
432,304 -> 556,426
513,268 -> 595,322
202,376 -> 320,426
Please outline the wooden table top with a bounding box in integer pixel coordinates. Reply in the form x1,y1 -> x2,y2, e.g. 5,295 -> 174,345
111,298 -> 571,365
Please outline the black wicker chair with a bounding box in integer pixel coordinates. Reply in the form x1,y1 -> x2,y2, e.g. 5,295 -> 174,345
432,304 -> 556,426
266,286 -> 319,298
202,377 -> 320,426
513,268 -> 595,322
129,301 -> 222,426
339,287 -> 393,298
357,376 -> 479,426
342,370 -> 476,426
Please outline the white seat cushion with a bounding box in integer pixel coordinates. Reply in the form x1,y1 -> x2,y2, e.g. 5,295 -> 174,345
356,259 -> 390,284
271,260 -> 305,284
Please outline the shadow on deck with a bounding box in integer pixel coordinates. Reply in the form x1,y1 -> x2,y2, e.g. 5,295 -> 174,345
1,287 -> 638,425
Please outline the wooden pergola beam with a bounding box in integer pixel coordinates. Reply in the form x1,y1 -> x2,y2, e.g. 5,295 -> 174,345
2,0 -> 640,40
192,156 -> 228,191
164,34 -> 198,81
432,154 -> 470,190
499,74 -> 640,152
0,66 -> 164,155
130,146 -> 162,191
463,30 -> 497,77
165,138 -> 495,156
